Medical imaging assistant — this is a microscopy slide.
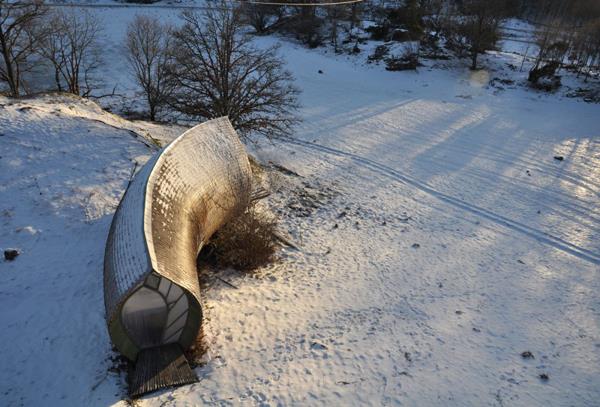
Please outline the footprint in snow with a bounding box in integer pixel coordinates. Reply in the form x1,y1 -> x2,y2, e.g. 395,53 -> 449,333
311,342 -> 328,350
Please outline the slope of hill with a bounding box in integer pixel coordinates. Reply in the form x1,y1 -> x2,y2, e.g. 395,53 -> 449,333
0,94 -> 180,406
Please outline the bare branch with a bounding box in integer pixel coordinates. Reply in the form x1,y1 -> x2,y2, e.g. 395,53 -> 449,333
169,3 -> 300,141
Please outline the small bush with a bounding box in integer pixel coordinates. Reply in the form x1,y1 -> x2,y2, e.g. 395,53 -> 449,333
419,33 -> 450,60
385,43 -> 421,71
530,75 -> 562,91
368,2 -> 423,41
285,15 -> 324,48
389,29 -> 412,42
366,24 -> 391,41
385,54 -> 420,71
387,2 -> 423,36
368,44 -> 390,62
210,204 -> 278,271
237,3 -> 282,34
528,62 -> 561,91
528,61 -> 559,83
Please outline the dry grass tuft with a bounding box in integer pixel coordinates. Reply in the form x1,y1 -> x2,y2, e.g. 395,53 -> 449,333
210,204 -> 278,271
184,325 -> 209,368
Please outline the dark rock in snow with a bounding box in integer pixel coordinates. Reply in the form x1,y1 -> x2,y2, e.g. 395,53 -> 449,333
4,249 -> 19,261
553,156 -> 564,161
521,351 -> 534,359
318,70 -> 324,74
311,341 -> 327,350
539,373 -> 549,381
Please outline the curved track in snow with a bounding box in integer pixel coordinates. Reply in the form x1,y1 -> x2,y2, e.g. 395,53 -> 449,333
282,137 -> 600,265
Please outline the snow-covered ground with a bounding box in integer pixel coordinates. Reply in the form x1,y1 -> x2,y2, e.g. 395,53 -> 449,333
1,5 -> 599,407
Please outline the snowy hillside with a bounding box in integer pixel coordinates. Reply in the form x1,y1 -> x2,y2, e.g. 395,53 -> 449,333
1,4 -> 600,407
0,94 -> 157,406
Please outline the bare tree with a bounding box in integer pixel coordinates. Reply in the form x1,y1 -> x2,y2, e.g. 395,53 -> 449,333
422,0 -> 448,42
237,3 -> 282,34
170,6 -> 300,141
340,2 -> 366,51
125,15 -> 174,121
0,0 -> 47,97
347,2 -> 364,34
326,5 -> 348,53
573,18 -> 600,81
38,9 -> 102,96
454,0 -> 506,70
286,1 -> 323,48
522,0 -> 600,83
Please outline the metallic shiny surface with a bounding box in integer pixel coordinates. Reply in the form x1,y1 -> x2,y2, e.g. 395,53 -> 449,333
104,117 -> 252,360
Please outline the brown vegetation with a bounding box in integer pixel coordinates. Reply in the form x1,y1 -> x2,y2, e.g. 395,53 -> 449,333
209,203 -> 278,272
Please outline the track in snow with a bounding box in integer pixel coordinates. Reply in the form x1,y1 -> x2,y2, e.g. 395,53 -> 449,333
282,137 -> 600,265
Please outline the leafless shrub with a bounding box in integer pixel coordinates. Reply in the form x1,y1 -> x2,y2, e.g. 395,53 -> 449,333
326,5 -> 348,52
422,0 -> 449,42
38,9 -> 102,96
345,2 -> 364,35
572,19 -> 600,81
284,11 -> 324,49
210,203 -> 278,272
385,42 -> 421,71
237,3 -> 282,34
125,15 -> 174,121
447,0 -> 506,70
368,44 -> 390,62
525,0 -> 600,83
528,60 -> 561,90
0,0 -> 47,97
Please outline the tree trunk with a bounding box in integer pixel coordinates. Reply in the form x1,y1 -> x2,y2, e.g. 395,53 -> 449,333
149,100 -> 156,121
0,34 -> 19,97
471,50 -> 478,70
55,68 -> 62,91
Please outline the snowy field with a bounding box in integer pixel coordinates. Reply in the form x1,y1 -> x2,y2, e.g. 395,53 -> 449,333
1,4 -> 599,407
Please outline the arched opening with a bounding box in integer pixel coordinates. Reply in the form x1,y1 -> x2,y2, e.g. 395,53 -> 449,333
121,273 -> 190,350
